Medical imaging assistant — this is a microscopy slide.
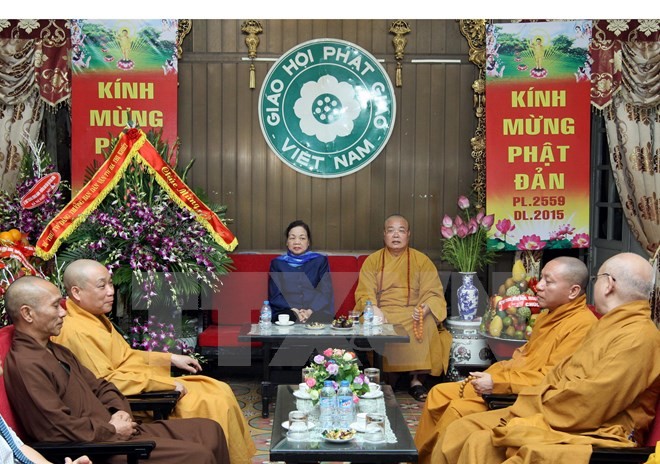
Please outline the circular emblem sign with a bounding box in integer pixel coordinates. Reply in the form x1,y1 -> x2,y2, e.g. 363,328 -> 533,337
259,39 -> 396,178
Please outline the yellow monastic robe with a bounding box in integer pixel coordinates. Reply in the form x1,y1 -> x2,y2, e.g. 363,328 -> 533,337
354,247 -> 451,375
415,294 -> 597,463
433,300 -> 660,464
53,299 -> 256,464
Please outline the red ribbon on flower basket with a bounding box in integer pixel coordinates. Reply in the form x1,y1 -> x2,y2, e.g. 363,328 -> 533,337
35,128 -> 238,259
0,245 -> 42,276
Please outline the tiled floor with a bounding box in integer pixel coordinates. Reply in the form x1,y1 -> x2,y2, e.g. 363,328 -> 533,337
224,375 -> 426,464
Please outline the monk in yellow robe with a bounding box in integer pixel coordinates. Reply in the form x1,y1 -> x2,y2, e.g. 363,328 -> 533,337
433,252 -> 660,464
415,256 -> 597,463
354,214 -> 452,401
53,259 -> 255,464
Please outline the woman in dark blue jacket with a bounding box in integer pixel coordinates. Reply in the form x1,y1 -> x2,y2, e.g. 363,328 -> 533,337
268,220 -> 334,323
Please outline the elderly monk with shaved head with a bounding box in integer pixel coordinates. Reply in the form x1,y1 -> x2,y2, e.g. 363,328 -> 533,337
433,252 -> 660,464
52,259 -> 255,464
4,276 -> 230,464
415,256 -> 597,463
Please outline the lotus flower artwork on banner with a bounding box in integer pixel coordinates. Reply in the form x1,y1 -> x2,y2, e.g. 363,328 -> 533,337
484,21 -> 592,251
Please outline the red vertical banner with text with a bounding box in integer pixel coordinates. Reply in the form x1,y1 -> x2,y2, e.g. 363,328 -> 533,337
485,21 -> 592,252
70,19 -> 179,191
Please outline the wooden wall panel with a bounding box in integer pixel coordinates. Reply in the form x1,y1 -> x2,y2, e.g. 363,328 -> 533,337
177,19 -> 478,265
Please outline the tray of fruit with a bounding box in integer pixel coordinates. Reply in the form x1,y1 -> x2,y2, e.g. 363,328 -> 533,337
331,316 -> 353,330
480,259 -> 545,353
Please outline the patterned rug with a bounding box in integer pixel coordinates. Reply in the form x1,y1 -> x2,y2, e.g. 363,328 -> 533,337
226,378 -> 425,464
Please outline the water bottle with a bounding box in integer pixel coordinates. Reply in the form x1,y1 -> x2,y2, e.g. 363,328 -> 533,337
259,300 -> 272,327
363,300 -> 374,328
336,380 -> 355,428
319,380 -> 337,430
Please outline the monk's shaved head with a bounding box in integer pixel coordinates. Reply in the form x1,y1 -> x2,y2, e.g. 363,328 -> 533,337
4,276 -> 66,342
602,253 -> 653,301
551,256 -> 589,295
4,276 -> 52,322
63,259 -> 107,294
383,214 -> 409,230
63,259 -> 115,315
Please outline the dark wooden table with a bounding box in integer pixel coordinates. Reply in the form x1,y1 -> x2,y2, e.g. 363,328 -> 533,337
270,384 -> 418,463
238,323 -> 410,417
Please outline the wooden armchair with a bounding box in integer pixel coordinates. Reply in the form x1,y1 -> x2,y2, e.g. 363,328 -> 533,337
0,325 -> 155,464
481,393 -> 659,463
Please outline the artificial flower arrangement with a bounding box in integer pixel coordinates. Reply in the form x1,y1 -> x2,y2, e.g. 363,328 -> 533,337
440,195 -> 497,272
303,348 -> 371,402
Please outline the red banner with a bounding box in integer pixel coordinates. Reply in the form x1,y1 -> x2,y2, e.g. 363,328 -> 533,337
70,19 -> 179,191
485,21 -> 592,251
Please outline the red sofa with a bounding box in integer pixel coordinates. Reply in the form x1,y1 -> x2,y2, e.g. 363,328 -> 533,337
197,252 -> 369,353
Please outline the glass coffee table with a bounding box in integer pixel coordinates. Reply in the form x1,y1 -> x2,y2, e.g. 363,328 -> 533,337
269,384 -> 418,463
239,323 -> 410,418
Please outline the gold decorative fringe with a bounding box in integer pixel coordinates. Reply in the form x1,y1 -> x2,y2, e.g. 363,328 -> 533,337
395,64 -> 402,87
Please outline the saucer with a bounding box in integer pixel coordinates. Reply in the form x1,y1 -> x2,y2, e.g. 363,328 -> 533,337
359,390 -> 384,399
349,421 -> 367,433
282,420 -> 316,430
275,320 -> 295,326
293,390 -> 312,399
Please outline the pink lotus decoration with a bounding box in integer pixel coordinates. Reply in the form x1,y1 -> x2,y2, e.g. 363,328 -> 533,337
517,234 -> 547,250
571,233 -> 590,248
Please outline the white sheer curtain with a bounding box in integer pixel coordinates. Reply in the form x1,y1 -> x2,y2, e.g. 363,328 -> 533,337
604,92 -> 660,324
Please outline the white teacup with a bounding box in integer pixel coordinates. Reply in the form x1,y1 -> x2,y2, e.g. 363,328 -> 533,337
368,383 -> 381,393
278,314 -> 290,324
372,315 -> 383,325
355,412 -> 367,428
298,382 -> 310,393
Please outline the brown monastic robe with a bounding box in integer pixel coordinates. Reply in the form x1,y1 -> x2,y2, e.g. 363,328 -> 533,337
5,330 -> 230,464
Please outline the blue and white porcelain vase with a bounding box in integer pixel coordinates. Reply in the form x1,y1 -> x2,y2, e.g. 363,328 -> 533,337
457,272 -> 479,321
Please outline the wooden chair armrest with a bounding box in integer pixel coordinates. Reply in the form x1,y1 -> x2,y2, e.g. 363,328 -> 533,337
32,440 -> 156,464
482,393 -> 518,410
127,390 -> 181,400
127,390 -> 181,420
589,445 -> 655,463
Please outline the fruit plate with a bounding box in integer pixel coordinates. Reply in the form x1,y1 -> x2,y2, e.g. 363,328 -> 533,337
321,429 -> 356,443
330,325 -> 353,331
481,332 -> 526,361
